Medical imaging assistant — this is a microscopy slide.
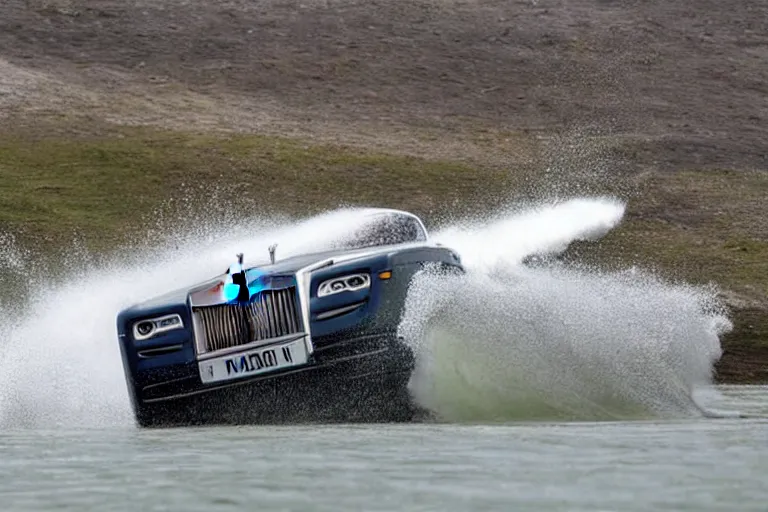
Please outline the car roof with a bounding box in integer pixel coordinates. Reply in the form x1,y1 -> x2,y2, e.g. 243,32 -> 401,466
355,207 -> 429,238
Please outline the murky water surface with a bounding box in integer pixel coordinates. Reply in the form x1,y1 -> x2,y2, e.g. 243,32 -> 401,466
0,386 -> 765,511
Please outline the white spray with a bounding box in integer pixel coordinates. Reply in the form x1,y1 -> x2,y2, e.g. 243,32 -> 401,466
0,198 -> 730,427
401,198 -> 730,421
0,209 -> 370,428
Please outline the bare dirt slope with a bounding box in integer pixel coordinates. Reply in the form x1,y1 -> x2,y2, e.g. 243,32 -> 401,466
2,0 -> 767,167
1,0 -> 767,380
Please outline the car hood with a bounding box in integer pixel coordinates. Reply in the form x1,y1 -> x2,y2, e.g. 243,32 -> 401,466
125,244 -> 401,312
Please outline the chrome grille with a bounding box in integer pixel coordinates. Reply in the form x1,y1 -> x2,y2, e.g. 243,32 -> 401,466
193,287 -> 302,353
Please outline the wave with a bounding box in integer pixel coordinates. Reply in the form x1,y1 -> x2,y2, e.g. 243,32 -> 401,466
400,197 -> 730,422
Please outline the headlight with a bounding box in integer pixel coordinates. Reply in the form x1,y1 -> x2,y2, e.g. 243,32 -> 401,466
318,273 -> 371,297
133,314 -> 184,341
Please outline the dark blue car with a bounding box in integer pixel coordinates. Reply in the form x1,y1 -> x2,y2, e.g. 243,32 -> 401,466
117,210 -> 464,427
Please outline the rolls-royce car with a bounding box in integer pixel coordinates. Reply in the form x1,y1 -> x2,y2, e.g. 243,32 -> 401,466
116,209 -> 464,427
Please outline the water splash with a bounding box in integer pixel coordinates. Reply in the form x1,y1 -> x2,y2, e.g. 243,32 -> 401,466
0,209 -> 372,428
400,199 -> 730,422
0,198 -> 730,427
433,196 -> 625,269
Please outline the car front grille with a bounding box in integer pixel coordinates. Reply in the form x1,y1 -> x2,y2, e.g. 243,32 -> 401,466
193,287 -> 303,353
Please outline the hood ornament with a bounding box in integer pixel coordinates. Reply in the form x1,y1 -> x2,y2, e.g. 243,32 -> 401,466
228,253 -> 249,302
268,244 -> 277,264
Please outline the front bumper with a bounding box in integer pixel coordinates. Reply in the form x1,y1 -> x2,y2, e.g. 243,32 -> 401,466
125,331 -> 417,426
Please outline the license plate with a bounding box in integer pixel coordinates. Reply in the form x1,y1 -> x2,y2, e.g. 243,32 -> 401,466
198,338 -> 310,384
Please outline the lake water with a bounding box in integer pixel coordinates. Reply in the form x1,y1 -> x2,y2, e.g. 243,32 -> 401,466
0,385 -> 765,512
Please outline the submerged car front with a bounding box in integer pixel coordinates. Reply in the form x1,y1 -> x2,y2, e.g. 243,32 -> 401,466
116,210 -> 463,426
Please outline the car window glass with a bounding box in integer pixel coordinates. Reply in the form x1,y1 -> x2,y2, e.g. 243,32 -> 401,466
336,213 -> 426,249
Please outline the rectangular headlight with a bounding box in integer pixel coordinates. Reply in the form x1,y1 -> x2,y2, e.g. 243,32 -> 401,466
133,314 -> 184,341
317,273 -> 371,298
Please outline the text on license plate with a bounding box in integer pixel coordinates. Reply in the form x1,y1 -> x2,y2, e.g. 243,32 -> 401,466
198,338 -> 309,384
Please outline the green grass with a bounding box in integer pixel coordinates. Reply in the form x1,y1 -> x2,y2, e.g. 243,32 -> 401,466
574,219 -> 768,294
561,167 -> 768,381
0,126 -> 513,251
2,125 -> 765,303
562,165 -> 768,298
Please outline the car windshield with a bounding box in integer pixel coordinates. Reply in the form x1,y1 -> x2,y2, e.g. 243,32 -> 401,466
336,212 -> 427,250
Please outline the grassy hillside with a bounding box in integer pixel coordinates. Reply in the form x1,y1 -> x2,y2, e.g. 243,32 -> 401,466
0,125 -> 513,251
1,122 -> 766,383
